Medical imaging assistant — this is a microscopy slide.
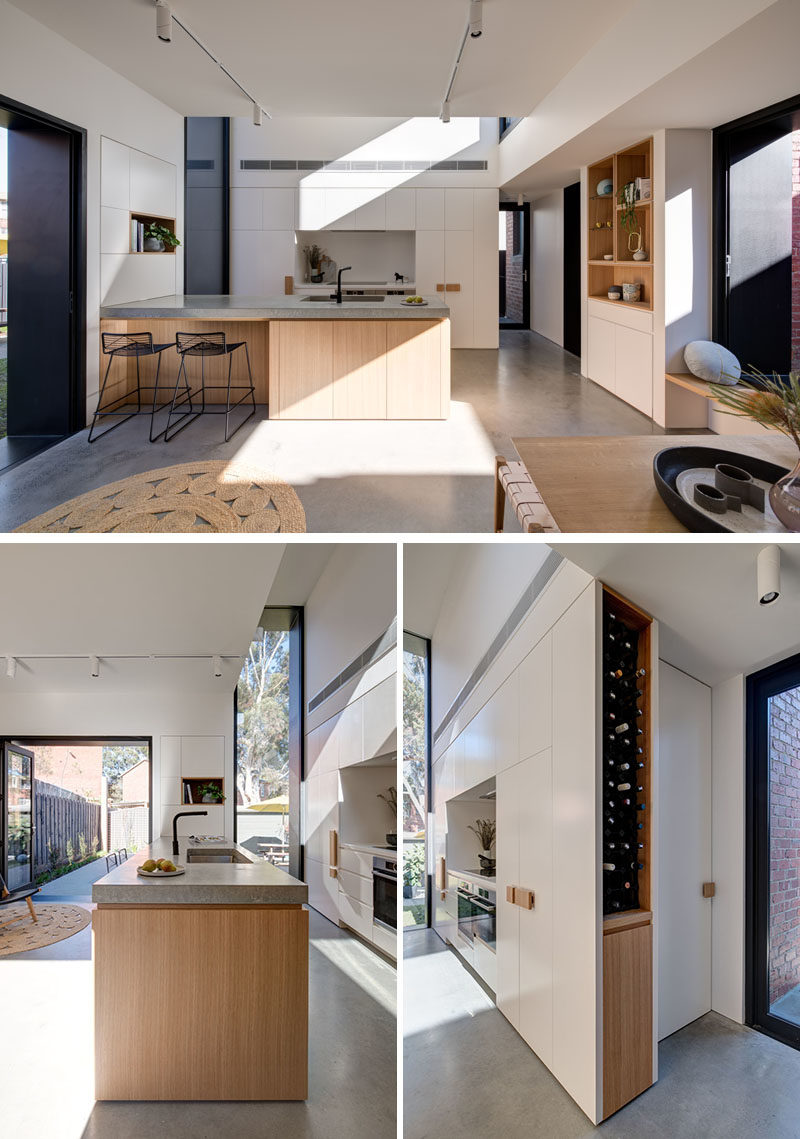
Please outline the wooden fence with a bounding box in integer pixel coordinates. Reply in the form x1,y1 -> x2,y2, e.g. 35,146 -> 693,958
34,779 -> 102,875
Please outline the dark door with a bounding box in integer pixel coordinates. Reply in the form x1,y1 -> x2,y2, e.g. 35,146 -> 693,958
715,98 -> 799,375
499,203 -> 530,329
1,97 -> 85,463
748,652 -> 800,1050
563,181 -> 581,357
2,742 -> 35,893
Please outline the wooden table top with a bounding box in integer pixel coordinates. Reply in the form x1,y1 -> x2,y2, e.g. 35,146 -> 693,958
511,434 -> 797,533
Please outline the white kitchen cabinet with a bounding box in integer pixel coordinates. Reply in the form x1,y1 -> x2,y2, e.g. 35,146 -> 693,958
445,188 -> 474,231
262,187 -> 296,230
338,890 -> 374,941
465,702 -> 494,789
307,856 -> 339,924
386,187 -> 415,230
518,748 -> 554,1068
474,932 -> 497,992
444,229 -> 475,349
101,206 -> 130,255
100,137 -> 130,210
372,921 -> 397,958
587,315 -> 616,394
159,736 -> 181,779
318,715 -> 340,774
450,731 -> 465,799
473,188 -> 500,349
339,847 -> 373,878
336,699 -> 363,768
496,762 -> 521,1030
130,150 -> 176,217
615,325 -> 653,417
488,673 -> 519,775
416,188 -> 445,230
363,675 -> 396,759
338,867 -> 373,906
355,195 -> 386,231
296,186 -> 327,230
180,736 -> 224,777
231,187 -> 262,230
324,188 -> 357,231
518,633 -> 552,762
415,229 -> 445,295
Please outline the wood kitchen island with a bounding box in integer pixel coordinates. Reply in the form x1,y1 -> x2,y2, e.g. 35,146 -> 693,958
99,293 -> 451,420
92,837 -> 309,1101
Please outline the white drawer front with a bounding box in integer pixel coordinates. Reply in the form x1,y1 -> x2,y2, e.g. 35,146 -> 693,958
339,848 -> 373,878
338,867 -> 373,906
587,297 -> 653,334
372,921 -> 397,959
338,891 -> 374,941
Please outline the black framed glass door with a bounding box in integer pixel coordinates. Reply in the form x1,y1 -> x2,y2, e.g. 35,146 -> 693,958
748,650 -> 800,1047
499,202 -> 530,329
2,742 -> 34,892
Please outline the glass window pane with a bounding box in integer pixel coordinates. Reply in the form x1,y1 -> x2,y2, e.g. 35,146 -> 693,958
768,684 -> 800,1023
403,634 -> 428,930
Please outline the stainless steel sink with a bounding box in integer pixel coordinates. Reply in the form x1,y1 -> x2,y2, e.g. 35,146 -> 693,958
301,294 -> 386,303
186,848 -> 250,864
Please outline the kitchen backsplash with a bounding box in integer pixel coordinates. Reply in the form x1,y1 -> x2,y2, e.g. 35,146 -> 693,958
295,230 -> 414,283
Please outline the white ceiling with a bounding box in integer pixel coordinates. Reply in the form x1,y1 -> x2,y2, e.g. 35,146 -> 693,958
553,542 -> 800,687
0,543 -> 285,692
403,543 -> 468,639
9,0 -> 631,117
267,543 -> 336,606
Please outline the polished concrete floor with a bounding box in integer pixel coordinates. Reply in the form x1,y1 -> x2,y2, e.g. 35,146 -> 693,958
0,332 -> 659,533
2,908 -> 396,1139
404,928 -> 800,1139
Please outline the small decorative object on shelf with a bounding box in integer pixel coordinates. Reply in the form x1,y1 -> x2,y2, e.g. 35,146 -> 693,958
709,370 -> 800,530
303,242 -> 327,283
468,818 -> 496,874
378,786 -> 397,848
143,222 -> 180,252
629,229 -> 647,260
608,285 -> 622,301
622,282 -> 641,303
596,178 -> 613,197
603,253 -> 614,261
197,781 -> 224,804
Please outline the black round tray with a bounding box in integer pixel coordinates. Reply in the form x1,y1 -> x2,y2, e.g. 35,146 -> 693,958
653,446 -> 790,533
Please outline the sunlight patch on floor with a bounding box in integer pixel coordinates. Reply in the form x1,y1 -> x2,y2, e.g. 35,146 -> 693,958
311,935 -> 397,1016
404,942 -> 493,1035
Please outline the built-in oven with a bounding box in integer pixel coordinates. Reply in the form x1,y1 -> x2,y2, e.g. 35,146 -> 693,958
455,879 -> 496,950
373,855 -> 397,931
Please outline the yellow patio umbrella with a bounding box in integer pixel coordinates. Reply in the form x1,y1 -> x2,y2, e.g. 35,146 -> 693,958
246,794 -> 289,813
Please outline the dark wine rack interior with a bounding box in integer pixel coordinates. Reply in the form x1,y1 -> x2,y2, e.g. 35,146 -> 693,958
602,592 -> 649,916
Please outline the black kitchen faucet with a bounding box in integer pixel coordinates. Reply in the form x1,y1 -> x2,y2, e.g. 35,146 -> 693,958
332,265 -> 352,304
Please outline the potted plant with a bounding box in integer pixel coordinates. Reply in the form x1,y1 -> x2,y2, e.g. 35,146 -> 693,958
403,844 -> 425,898
377,786 -> 397,848
709,369 -> 800,530
197,782 -> 224,804
468,818 -> 496,873
144,222 -> 181,253
302,242 -> 326,283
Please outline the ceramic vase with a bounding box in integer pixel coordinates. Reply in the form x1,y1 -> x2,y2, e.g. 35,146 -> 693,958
769,457 -> 800,531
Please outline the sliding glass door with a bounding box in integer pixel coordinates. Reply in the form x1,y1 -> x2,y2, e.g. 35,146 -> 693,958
748,651 -> 800,1047
2,742 -> 34,892
403,632 -> 430,930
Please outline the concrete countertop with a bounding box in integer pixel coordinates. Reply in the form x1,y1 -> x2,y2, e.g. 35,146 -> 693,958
340,841 -> 398,858
100,293 -> 449,320
447,867 -> 497,887
92,837 -> 307,905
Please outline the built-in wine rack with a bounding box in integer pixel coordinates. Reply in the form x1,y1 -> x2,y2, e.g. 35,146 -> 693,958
601,592 -> 650,915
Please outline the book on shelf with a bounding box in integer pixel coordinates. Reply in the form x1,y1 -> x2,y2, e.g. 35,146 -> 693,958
635,177 -> 651,202
184,783 -> 193,804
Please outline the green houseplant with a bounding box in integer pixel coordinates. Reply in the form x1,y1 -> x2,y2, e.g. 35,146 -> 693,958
709,369 -> 800,530
197,782 -> 225,804
468,818 -> 496,856
403,844 -> 425,898
144,222 -> 180,252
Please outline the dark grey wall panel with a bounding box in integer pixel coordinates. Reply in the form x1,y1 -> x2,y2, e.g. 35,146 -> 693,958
185,117 -> 229,294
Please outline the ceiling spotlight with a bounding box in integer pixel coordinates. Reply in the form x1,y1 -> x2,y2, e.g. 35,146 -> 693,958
90,655 -> 100,678
757,546 -> 781,606
155,0 -> 172,42
440,100 -> 451,123
252,102 -> 263,127
5,656 -> 16,679
469,0 -> 483,38
212,655 -> 223,678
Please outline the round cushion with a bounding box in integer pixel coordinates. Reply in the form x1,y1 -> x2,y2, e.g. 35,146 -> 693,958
684,340 -> 741,386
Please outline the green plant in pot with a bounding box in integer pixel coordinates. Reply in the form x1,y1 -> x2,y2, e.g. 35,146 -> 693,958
403,844 -> 425,898
709,369 -> 800,530
377,786 -> 397,848
144,222 -> 180,253
197,782 -> 224,804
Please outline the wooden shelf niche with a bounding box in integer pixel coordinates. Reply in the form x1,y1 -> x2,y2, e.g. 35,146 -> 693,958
181,776 -> 224,806
587,139 -> 653,310
130,211 -> 177,254
600,584 -> 655,1120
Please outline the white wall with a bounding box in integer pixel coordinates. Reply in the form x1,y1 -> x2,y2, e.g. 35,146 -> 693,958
0,0 -> 184,424
430,545 -> 553,729
711,673 -> 746,1023
531,190 -> 564,346
0,689 -> 235,842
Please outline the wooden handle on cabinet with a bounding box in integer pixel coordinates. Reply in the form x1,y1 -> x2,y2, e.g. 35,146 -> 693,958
702,882 -> 715,898
444,283 -> 461,292
329,829 -> 338,867
436,283 -> 445,292
506,885 -> 516,904
516,888 -> 534,910
436,856 -> 446,894
284,275 -> 294,295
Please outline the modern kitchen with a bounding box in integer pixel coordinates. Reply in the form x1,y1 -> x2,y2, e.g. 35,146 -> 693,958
0,540 -> 397,1139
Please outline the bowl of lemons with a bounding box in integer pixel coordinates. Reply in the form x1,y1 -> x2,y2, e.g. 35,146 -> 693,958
137,858 -> 185,877
402,295 -> 428,306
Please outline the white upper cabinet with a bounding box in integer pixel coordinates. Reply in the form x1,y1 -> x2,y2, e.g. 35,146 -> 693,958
363,676 -> 397,759
496,762 -> 522,1030
262,188 -> 296,230
336,699 -> 364,768
444,229 -> 475,348
231,187 -> 263,231
518,747 -> 554,1068
324,188 -> 357,231
519,633 -> 553,761
415,229 -> 445,294
445,188 -> 474,230
385,187 -> 415,230
100,138 -> 130,210
355,195 -> 386,231
180,736 -> 225,777
130,150 -> 176,217
488,673 -> 519,774
415,188 -> 446,230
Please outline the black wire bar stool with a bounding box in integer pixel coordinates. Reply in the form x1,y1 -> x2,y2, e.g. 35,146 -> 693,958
164,332 -> 256,443
90,332 -> 181,443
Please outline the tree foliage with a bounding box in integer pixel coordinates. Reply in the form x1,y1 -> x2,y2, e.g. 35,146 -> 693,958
403,650 -> 427,834
237,629 -> 290,806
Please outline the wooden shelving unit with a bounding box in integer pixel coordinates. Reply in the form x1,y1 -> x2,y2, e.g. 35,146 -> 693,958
587,139 -> 653,310
599,584 -> 655,1119
181,776 -> 224,805
129,211 -> 176,254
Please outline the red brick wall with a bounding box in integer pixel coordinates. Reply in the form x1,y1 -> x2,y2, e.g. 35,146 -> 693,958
120,760 -> 150,804
792,130 -> 800,372
33,745 -> 104,801
504,212 -> 525,324
769,686 -> 800,1003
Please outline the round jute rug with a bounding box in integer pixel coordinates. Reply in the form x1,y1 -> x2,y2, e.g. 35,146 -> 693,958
15,461 -> 306,533
0,902 -> 91,957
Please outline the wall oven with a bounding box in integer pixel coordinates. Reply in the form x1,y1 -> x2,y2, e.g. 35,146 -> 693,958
373,855 -> 397,931
455,879 -> 496,950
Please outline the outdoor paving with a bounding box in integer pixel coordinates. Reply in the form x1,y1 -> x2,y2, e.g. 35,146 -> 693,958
771,984 -> 800,1025
37,855 -> 114,901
